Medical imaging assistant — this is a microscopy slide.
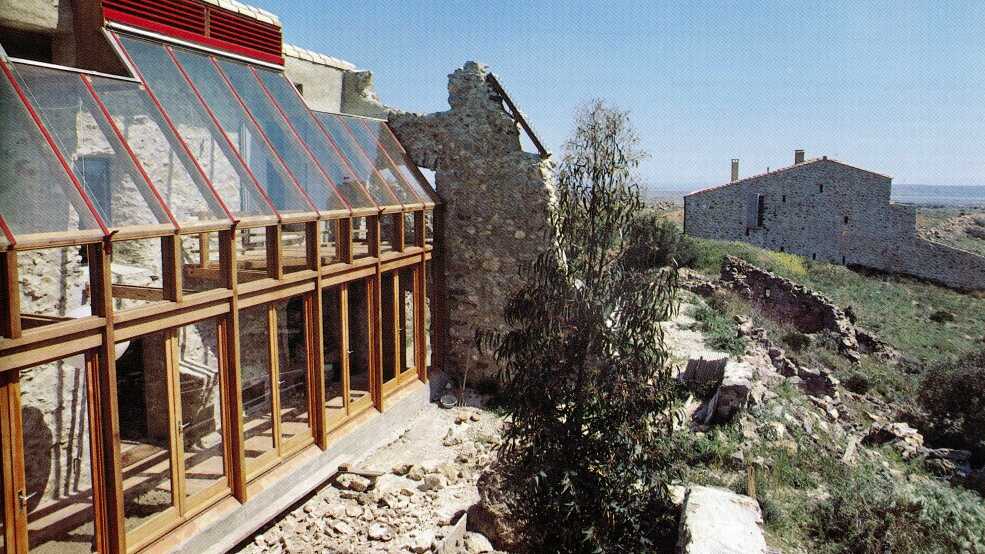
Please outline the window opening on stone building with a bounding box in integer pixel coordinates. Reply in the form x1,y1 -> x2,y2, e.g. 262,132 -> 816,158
844,215 -> 849,224
782,194 -> 786,203
20,354 -> 97,553
757,194 -> 766,227
812,253 -> 817,260
819,183 -> 824,193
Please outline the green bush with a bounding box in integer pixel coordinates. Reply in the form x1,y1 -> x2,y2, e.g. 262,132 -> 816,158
691,304 -> 745,357
917,349 -> 985,464
812,469 -> 985,553
782,331 -> 812,352
622,209 -> 698,271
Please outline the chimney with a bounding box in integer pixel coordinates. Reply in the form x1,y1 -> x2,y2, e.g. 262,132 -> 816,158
730,158 -> 739,182
794,149 -> 805,164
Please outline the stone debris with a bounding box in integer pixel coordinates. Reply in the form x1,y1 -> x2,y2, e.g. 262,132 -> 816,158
676,486 -> 769,554
237,403 -> 503,554
863,421 -> 925,459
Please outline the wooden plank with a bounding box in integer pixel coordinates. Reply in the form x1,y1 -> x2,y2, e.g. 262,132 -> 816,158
87,240 -> 126,554
162,235 -> 182,303
306,223 -> 327,449
370,274 -> 383,411
338,219 -> 353,265
414,211 -> 426,248
6,371 -> 27,554
339,285 -> 351,420
0,250 -> 20,339
415,263 -> 428,382
486,73 -> 552,159
367,216 -> 381,259
267,305 -> 283,456
393,213 -> 405,253
0,370 -> 24,553
219,230 -> 247,502
198,233 -> 211,269
111,284 -> 165,302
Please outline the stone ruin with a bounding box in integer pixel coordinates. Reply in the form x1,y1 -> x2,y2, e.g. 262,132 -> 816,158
387,62 -> 556,383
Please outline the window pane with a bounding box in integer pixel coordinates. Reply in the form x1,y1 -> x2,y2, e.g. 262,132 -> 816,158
282,223 -> 308,274
0,66 -> 102,239
214,59 -> 347,214
343,118 -> 418,204
276,297 -> 310,442
88,75 -> 230,226
401,267 -> 416,374
238,305 -> 275,469
314,112 -> 400,207
115,332 -> 175,532
347,280 -> 371,406
21,356 -> 96,552
254,68 -> 377,210
362,119 -> 434,203
10,63 -> 172,230
322,287 -> 345,425
115,34 -> 273,220
177,319 -> 226,498
170,48 -> 312,216
381,273 -> 397,384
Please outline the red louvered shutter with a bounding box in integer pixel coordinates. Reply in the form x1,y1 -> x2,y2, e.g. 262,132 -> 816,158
103,0 -> 283,65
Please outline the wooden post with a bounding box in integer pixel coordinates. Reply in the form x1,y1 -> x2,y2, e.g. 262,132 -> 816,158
393,213 -> 406,252
87,240 -> 126,554
266,225 -> 283,280
0,370 -> 24,553
413,211 -> 425,248
219,229 -> 247,501
198,232 -> 210,269
338,219 -> 353,265
368,216 -> 380,259
162,234 -> 182,303
339,285 -> 351,418
415,264 -> 428,382
370,274 -> 383,411
306,222 -> 327,448
0,250 -> 21,339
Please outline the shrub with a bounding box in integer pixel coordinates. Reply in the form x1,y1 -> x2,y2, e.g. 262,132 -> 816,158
782,331 -> 812,352
929,309 -> 956,324
478,100 -> 683,552
622,209 -> 698,271
691,304 -> 745,357
917,350 -> 985,464
812,468 -> 985,553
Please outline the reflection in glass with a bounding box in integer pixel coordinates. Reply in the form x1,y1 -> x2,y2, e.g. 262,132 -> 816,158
347,280 -> 371,407
238,305 -> 276,470
177,319 -> 226,499
276,297 -> 310,443
343,117 -> 416,204
115,332 -> 175,532
21,357 -> 96,552
314,113 -> 398,206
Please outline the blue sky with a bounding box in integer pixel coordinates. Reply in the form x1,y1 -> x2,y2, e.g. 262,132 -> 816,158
252,0 -> 985,189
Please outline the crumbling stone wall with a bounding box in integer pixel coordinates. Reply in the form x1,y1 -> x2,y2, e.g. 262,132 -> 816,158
685,159 -> 985,291
388,62 -> 555,381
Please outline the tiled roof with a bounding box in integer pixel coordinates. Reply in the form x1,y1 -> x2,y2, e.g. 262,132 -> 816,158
202,0 -> 280,26
283,43 -> 356,70
686,157 -> 892,197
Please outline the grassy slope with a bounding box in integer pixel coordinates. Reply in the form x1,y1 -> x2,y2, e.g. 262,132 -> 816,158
917,207 -> 985,258
689,238 -> 985,365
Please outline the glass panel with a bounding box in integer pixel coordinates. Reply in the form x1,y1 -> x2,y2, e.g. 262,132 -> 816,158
282,223 -> 308,274
253,68 -> 377,210
177,319 -> 226,498
322,287 -> 345,425
343,118 -> 418,204
10,63 -> 172,230
237,228 -> 269,283
275,297 -> 310,442
111,238 -> 165,311
214,59 -> 347,214
380,214 -> 397,254
0,67 -> 102,239
239,305 -> 276,469
18,246 -> 92,323
88,75 -> 230,226
115,332 -> 175,532
315,112 -> 400,207
320,220 -> 340,265
347,280 -> 371,407
115,34 -> 273,220
400,266 -> 417,374
381,272 -> 397,384
169,48 -> 312,216
181,232 -> 222,293
404,212 -> 418,247
365,119 -> 435,203
21,356 -> 96,552
352,217 -> 373,260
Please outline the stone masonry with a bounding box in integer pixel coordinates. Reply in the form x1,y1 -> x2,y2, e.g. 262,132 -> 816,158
388,62 -> 555,382
684,155 -> 985,291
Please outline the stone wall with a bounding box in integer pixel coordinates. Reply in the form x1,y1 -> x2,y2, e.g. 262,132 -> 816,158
685,159 -> 985,291
388,62 -> 555,382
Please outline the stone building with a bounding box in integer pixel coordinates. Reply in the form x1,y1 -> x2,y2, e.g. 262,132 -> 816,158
684,151 -> 985,291
0,1 -> 552,552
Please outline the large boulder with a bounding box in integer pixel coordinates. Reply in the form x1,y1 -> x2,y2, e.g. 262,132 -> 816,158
676,486 -> 769,554
467,469 -> 524,552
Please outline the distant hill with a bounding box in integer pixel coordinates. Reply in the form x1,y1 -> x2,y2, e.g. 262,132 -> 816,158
891,184 -> 985,207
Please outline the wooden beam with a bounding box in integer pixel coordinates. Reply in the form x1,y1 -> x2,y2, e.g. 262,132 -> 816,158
415,263 -> 428,382
414,211 -> 425,248
219,229 -> 247,501
266,226 -> 283,280
338,219 -> 353,265
0,370 -> 24,553
393,213 -> 406,253
87,240 -> 126,554
370,274 -> 383,411
162,235 -> 182,304
368,216 -> 380,259
486,73 -> 552,159
0,250 -> 21,339
305,222 -> 327,449
339,285 -> 351,420
198,232 -> 210,269
111,284 -> 165,302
